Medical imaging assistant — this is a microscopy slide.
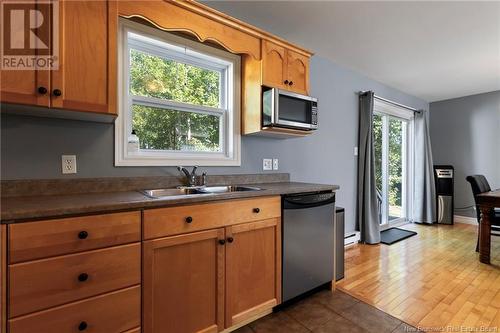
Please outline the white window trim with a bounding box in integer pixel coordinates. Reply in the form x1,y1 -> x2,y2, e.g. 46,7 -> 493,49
374,99 -> 415,227
115,19 -> 241,166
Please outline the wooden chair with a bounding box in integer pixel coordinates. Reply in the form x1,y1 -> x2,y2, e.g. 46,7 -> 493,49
465,175 -> 500,252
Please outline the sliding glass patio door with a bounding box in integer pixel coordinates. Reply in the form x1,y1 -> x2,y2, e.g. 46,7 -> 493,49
373,100 -> 414,227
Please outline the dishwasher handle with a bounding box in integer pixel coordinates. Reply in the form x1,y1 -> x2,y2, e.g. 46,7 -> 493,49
283,192 -> 335,209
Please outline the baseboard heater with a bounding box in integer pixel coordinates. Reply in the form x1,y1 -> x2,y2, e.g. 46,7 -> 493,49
344,231 -> 360,246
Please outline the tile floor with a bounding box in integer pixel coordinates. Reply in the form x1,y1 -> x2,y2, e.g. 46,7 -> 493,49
234,289 -> 420,333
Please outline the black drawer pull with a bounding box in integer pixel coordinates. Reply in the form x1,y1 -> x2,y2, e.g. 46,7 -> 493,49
185,216 -> 193,223
253,208 -> 260,213
78,231 -> 88,239
52,89 -> 62,97
218,239 -> 226,245
78,321 -> 88,331
227,237 -> 234,243
78,273 -> 89,282
37,86 -> 47,95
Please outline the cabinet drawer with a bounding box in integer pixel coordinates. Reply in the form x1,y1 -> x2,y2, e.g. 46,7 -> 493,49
9,211 -> 141,263
9,243 -> 140,317
9,286 -> 140,333
143,196 -> 281,239
123,328 -> 141,333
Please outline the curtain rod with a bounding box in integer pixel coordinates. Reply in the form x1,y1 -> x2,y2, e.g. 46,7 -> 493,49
358,91 -> 421,113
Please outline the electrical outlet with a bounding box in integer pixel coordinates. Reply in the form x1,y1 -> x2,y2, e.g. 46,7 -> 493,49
263,158 -> 273,171
273,158 -> 279,170
61,155 -> 77,174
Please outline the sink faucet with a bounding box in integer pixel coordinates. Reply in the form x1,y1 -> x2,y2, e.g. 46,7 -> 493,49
177,166 -> 203,187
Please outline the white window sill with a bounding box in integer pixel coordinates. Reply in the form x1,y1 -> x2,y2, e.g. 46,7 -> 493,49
115,154 -> 241,167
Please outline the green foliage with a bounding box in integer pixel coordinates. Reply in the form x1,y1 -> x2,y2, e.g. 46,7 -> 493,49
373,115 -> 403,208
129,49 -> 222,152
388,119 -> 403,206
373,114 -> 383,192
132,105 -> 220,152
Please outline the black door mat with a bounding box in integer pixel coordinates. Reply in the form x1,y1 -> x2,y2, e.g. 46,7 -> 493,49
380,227 -> 417,245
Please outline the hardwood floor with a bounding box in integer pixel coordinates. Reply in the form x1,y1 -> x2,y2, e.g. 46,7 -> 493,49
337,222 -> 500,331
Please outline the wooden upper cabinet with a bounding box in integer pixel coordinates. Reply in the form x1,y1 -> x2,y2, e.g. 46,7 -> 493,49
51,0 -> 114,114
0,69 -> 50,107
286,50 -> 309,95
0,1 -> 50,107
261,40 -> 310,95
143,229 -> 225,333
0,0 -> 116,115
225,218 -> 281,328
262,40 -> 287,89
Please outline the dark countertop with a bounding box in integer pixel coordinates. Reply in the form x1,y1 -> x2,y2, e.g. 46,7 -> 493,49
1,182 -> 339,223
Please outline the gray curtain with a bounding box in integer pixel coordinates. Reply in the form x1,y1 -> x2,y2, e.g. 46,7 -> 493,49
357,92 -> 380,244
413,111 -> 436,224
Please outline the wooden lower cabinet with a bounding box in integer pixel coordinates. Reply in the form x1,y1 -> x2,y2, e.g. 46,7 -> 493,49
9,211 -> 141,264
225,218 -> 281,327
1,225 -> 6,333
9,243 -> 141,317
143,228 -> 225,333
143,216 -> 282,333
8,285 -> 140,333
123,328 -> 142,333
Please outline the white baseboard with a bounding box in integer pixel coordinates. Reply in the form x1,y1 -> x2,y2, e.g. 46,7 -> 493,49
344,232 -> 360,247
454,215 -> 477,225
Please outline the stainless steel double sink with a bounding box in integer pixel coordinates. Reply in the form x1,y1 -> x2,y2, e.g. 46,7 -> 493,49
141,186 -> 262,199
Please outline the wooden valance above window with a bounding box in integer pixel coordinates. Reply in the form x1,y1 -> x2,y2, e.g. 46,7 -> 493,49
116,0 -> 312,61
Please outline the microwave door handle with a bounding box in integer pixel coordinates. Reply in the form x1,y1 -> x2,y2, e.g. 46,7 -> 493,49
274,88 -> 279,125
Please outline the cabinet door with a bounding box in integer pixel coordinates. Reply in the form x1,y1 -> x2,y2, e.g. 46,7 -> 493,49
0,70 -> 49,107
1,225 -> 6,333
262,40 -> 287,89
286,50 -> 309,95
0,1 -> 50,107
50,0 -> 113,114
143,229 -> 225,333
225,218 -> 281,327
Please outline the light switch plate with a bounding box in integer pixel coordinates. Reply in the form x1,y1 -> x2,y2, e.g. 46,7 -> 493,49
354,147 -> 358,156
263,158 -> 273,171
272,158 -> 279,170
62,155 -> 77,174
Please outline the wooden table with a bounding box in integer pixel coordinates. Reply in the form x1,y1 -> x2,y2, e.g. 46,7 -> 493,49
477,190 -> 500,264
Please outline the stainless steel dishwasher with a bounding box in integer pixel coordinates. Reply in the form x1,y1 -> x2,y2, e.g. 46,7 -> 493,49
282,191 -> 335,302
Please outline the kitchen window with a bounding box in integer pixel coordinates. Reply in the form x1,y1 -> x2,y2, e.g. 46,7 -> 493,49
115,20 -> 241,166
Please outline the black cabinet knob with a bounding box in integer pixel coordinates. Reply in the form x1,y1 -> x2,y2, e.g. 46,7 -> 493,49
78,231 -> 88,239
52,89 -> 62,97
78,273 -> 89,282
37,86 -> 47,95
78,321 -> 88,331
227,237 -> 234,243
289,81 -> 293,86
218,239 -> 226,245
284,80 -> 289,85
253,208 -> 260,213
185,216 -> 193,223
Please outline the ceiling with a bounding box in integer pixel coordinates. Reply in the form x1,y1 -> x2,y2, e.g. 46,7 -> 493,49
205,1 -> 500,102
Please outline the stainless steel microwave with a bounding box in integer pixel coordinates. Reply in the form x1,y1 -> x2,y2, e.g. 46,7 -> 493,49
262,87 -> 318,131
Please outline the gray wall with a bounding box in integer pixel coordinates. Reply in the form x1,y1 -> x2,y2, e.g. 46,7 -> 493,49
0,55 -> 428,233
430,91 -> 500,217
